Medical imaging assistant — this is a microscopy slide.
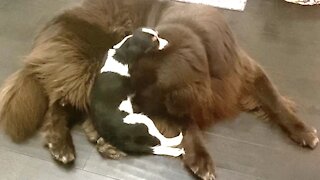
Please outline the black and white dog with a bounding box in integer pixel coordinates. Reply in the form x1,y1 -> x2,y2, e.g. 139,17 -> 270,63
90,28 -> 184,156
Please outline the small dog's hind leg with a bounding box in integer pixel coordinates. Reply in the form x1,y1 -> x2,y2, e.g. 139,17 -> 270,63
81,118 -> 127,159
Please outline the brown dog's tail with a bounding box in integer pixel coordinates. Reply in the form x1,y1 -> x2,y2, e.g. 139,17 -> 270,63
0,69 -> 48,142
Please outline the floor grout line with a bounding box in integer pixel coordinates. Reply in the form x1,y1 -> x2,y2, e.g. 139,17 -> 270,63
204,131 -> 287,152
215,165 -> 263,179
81,168 -> 121,180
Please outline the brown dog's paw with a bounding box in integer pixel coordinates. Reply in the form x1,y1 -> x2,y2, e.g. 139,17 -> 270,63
46,142 -> 75,164
96,138 -> 127,159
290,126 -> 319,149
183,151 -> 216,180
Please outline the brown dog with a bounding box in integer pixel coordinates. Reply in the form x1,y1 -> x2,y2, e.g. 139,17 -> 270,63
0,0 -> 318,179
127,4 -> 319,179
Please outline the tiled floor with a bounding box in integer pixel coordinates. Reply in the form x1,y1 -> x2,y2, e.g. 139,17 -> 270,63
0,0 -> 319,180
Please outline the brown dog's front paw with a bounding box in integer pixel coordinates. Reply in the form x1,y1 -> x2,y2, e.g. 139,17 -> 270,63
183,151 -> 216,180
46,142 -> 75,164
290,126 -> 319,149
96,138 -> 127,159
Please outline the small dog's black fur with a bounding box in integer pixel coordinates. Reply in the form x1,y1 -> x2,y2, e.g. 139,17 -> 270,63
90,28 -> 161,154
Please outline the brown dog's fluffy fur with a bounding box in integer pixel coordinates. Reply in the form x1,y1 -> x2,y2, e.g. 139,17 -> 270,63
0,0 -> 318,179
0,69 -> 47,141
0,0 -> 171,163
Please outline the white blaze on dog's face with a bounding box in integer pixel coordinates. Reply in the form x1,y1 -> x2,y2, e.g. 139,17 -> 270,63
158,37 -> 169,50
141,28 -> 169,50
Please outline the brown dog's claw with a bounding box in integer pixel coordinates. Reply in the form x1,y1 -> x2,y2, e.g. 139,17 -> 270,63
183,151 -> 216,180
290,126 -> 319,149
46,142 -> 75,164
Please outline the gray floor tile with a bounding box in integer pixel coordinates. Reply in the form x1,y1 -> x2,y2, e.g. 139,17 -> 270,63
0,129 -> 95,169
0,149 -> 116,180
206,133 -> 320,180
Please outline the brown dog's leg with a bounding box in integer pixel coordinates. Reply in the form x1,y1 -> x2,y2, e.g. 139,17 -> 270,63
81,118 -> 126,159
182,121 -> 216,180
42,102 -> 75,164
161,85 -> 216,179
249,67 -> 319,148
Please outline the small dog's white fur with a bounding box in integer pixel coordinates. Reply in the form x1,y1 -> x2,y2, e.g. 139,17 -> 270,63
118,96 -> 134,114
123,113 -> 184,156
158,37 -> 169,50
119,97 -> 185,157
152,146 -> 185,157
113,35 -> 133,49
120,97 -> 184,147
100,49 -> 129,76
121,97 -> 184,147
141,28 -> 158,37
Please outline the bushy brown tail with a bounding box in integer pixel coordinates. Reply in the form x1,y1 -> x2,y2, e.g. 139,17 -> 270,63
0,69 -> 48,142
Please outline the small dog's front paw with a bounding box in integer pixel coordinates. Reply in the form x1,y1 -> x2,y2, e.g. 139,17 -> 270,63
96,138 -> 126,159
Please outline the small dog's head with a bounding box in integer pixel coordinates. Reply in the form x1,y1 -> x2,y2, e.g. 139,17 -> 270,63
133,27 -> 169,52
113,27 -> 168,64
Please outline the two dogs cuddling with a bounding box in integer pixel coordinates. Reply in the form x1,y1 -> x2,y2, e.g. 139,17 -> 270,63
91,27 -> 184,156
